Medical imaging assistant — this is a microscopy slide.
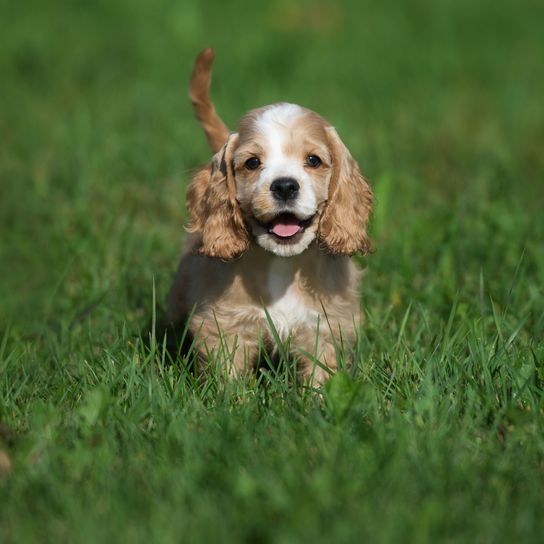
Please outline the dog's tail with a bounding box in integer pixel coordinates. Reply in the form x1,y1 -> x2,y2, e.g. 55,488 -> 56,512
189,48 -> 230,153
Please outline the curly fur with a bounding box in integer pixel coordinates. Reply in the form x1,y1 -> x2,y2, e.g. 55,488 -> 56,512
318,127 -> 373,255
186,134 -> 250,259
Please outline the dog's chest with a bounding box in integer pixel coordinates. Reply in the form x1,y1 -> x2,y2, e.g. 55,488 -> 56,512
264,258 -> 318,338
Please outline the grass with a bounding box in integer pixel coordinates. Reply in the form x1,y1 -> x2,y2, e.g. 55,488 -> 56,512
1,0 -> 543,542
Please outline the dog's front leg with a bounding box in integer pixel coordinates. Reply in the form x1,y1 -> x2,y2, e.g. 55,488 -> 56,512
192,312 -> 265,379
290,328 -> 340,386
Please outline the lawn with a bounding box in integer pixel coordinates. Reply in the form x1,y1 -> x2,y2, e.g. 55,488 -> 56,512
1,0 -> 543,542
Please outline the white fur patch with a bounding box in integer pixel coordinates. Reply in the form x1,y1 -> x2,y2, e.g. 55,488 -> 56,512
254,104 -> 317,219
264,257 -> 319,340
258,103 -> 304,130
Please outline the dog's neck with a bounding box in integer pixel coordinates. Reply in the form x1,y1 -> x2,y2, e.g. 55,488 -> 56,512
234,242 -> 356,304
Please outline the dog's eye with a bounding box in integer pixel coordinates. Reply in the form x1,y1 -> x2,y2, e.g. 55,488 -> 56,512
244,157 -> 261,170
306,155 -> 322,168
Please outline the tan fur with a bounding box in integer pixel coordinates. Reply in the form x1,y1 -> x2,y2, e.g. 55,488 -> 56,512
189,48 -> 229,152
186,134 -> 250,259
167,244 -> 361,382
168,51 -> 373,384
318,127 -> 373,255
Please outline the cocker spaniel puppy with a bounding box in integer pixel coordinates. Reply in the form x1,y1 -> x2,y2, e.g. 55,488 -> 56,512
166,49 -> 373,384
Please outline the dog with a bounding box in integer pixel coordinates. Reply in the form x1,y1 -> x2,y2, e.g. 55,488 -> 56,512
166,49 -> 373,384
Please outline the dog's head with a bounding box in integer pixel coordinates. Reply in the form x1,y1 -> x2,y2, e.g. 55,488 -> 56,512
186,103 -> 372,259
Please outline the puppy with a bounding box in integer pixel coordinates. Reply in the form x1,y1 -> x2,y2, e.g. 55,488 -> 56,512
166,49 -> 372,384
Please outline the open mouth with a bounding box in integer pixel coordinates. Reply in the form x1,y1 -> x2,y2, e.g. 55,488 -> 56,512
262,213 -> 315,242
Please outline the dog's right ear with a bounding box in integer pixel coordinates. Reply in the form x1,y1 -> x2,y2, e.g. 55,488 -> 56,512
186,133 -> 250,259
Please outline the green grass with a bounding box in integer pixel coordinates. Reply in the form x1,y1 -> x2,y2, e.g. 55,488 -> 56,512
1,0 -> 544,542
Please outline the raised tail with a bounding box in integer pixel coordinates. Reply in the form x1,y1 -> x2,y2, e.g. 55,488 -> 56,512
189,48 -> 230,153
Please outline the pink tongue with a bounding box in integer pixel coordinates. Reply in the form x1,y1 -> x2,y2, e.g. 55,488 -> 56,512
271,217 -> 301,238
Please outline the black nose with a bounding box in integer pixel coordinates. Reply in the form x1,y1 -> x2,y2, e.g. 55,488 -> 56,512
270,177 -> 300,201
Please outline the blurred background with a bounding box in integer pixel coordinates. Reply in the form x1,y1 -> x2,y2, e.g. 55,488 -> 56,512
1,0 -> 543,337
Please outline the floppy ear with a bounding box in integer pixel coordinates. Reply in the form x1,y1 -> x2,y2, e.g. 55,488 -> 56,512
186,133 -> 250,259
318,127 -> 373,255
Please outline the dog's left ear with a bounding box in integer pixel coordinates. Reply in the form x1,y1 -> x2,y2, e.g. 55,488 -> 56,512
318,127 -> 373,255
186,133 -> 250,259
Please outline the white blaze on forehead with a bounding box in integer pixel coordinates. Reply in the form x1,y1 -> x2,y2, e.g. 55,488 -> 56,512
255,104 -> 304,166
255,103 -> 304,140
253,103 -> 317,216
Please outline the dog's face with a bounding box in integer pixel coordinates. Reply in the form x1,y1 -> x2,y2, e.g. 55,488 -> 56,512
186,103 -> 373,260
233,104 -> 332,256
